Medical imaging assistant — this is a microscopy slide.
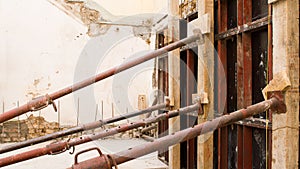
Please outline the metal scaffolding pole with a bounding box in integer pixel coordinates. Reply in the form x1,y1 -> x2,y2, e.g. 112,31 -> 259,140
67,96 -> 286,169
0,103 -> 167,154
0,33 -> 201,123
0,103 -> 200,167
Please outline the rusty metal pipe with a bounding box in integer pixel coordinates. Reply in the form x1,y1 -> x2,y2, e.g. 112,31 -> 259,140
67,97 -> 285,169
0,103 -> 199,167
140,134 -> 155,142
0,103 -> 167,154
0,34 -> 201,123
140,124 -> 157,134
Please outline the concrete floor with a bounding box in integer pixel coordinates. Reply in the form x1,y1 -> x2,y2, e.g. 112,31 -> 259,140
0,138 -> 168,169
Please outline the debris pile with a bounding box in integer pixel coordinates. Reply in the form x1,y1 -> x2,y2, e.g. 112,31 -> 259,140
0,115 -> 59,143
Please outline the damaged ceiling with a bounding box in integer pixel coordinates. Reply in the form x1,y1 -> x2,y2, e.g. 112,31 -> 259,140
48,0 -> 168,41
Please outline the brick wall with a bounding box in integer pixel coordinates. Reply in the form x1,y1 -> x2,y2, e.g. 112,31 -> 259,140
0,115 -> 59,143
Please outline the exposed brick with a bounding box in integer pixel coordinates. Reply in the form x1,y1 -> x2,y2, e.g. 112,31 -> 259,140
0,114 -> 61,143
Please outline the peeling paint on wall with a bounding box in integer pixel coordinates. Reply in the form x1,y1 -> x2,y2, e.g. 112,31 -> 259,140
25,77 -> 52,99
49,0 -> 99,24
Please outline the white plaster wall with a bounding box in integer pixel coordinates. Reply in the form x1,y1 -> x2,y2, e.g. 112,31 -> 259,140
93,36 -> 154,120
0,0 -> 89,125
0,0 -> 167,125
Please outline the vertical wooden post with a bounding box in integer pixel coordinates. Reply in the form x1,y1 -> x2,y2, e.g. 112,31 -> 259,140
197,0 -> 215,168
168,0 -> 181,168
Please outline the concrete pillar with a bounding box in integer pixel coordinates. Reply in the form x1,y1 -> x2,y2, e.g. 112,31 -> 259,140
168,0 -> 181,168
197,0 -> 214,169
270,0 -> 299,168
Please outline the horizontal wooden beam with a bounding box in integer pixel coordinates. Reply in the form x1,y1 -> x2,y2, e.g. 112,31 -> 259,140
215,16 -> 270,41
235,118 -> 272,130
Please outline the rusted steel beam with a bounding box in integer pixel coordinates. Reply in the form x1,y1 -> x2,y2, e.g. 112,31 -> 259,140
215,16 -> 270,41
67,97 -> 286,169
186,49 -> 196,169
243,126 -> 252,168
0,103 -> 167,154
0,33 -> 201,124
241,2 -> 253,168
236,1 -> 243,167
237,125 -> 243,168
242,37 -> 252,107
217,0 -> 228,168
0,103 -> 200,167
267,5 -> 273,89
219,126 -> 228,168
